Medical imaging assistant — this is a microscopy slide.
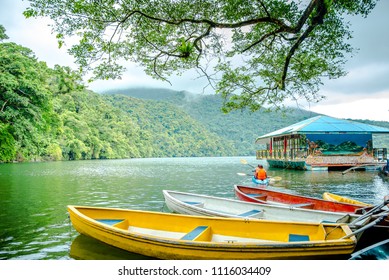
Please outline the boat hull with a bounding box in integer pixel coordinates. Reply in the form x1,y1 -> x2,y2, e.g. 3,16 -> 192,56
68,205 -> 357,260
234,185 -> 363,213
252,176 -> 269,185
323,192 -> 372,207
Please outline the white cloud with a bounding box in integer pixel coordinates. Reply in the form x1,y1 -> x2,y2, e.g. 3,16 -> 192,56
322,63 -> 389,95
87,66 -> 213,94
2,1 -> 76,68
310,95 -> 389,122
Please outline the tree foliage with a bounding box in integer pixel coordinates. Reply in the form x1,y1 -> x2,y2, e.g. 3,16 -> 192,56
0,25 -> 8,41
0,39 -> 59,161
24,0 -> 378,111
104,94 -> 236,157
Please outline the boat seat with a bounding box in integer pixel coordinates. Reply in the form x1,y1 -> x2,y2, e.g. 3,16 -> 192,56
289,203 -> 314,209
181,226 -> 209,241
238,209 -> 262,218
288,234 -> 310,242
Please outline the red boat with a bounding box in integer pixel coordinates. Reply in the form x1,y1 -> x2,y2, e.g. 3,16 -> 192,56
234,185 -> 364,213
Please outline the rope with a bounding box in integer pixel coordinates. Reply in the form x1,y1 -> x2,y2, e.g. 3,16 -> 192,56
324,223 -> 343,240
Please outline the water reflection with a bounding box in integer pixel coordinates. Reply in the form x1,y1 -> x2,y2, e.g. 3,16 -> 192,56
70,234 -> 154,260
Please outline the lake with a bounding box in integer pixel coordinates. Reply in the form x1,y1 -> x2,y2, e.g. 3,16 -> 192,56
1,156 -> 388,260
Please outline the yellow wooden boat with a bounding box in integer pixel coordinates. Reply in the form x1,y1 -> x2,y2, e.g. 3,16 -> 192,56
323,192 -> 372,207
68,205 -> 357,260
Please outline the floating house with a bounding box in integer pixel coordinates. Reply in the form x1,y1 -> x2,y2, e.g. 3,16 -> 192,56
255,115 -> 389,171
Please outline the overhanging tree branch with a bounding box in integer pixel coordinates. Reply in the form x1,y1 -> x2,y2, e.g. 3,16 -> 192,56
281,0 -> 328,90
24,0 -> 378,112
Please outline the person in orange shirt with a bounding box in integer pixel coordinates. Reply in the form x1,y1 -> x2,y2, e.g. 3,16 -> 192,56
254,165 -> 267,180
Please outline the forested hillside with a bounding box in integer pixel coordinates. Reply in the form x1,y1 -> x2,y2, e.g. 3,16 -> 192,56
103,94 -> 236,157
105,87 -> 389,153
104,88 -> 321,154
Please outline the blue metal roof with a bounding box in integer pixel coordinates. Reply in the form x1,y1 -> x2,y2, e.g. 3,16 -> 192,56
256,116 -> 389,140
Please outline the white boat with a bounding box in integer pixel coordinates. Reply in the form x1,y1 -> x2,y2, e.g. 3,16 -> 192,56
162,190 -> 361,224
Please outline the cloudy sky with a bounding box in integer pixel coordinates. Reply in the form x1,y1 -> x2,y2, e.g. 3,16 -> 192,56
1,0 -> 389,122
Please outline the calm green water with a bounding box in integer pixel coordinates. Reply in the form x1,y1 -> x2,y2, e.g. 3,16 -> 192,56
0,157 -> 388,260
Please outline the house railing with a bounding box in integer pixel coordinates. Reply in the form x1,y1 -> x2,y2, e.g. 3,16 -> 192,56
256,148 -> 308,160
256,148 -> 388,161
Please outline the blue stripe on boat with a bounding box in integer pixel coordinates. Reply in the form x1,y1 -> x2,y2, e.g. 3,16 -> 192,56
238,209 -> 261,217
181,226 -> 208,240
96,219 -> 124,226
289,234 -> 310,242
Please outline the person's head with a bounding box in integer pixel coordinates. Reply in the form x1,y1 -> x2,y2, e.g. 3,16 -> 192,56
258,165 -> 263,169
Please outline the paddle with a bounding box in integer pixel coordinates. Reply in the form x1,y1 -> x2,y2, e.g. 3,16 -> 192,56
240,159 -> 256,169
349,199 -> 389,227
237,172 -> 282,181
237,172 -> 251,177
